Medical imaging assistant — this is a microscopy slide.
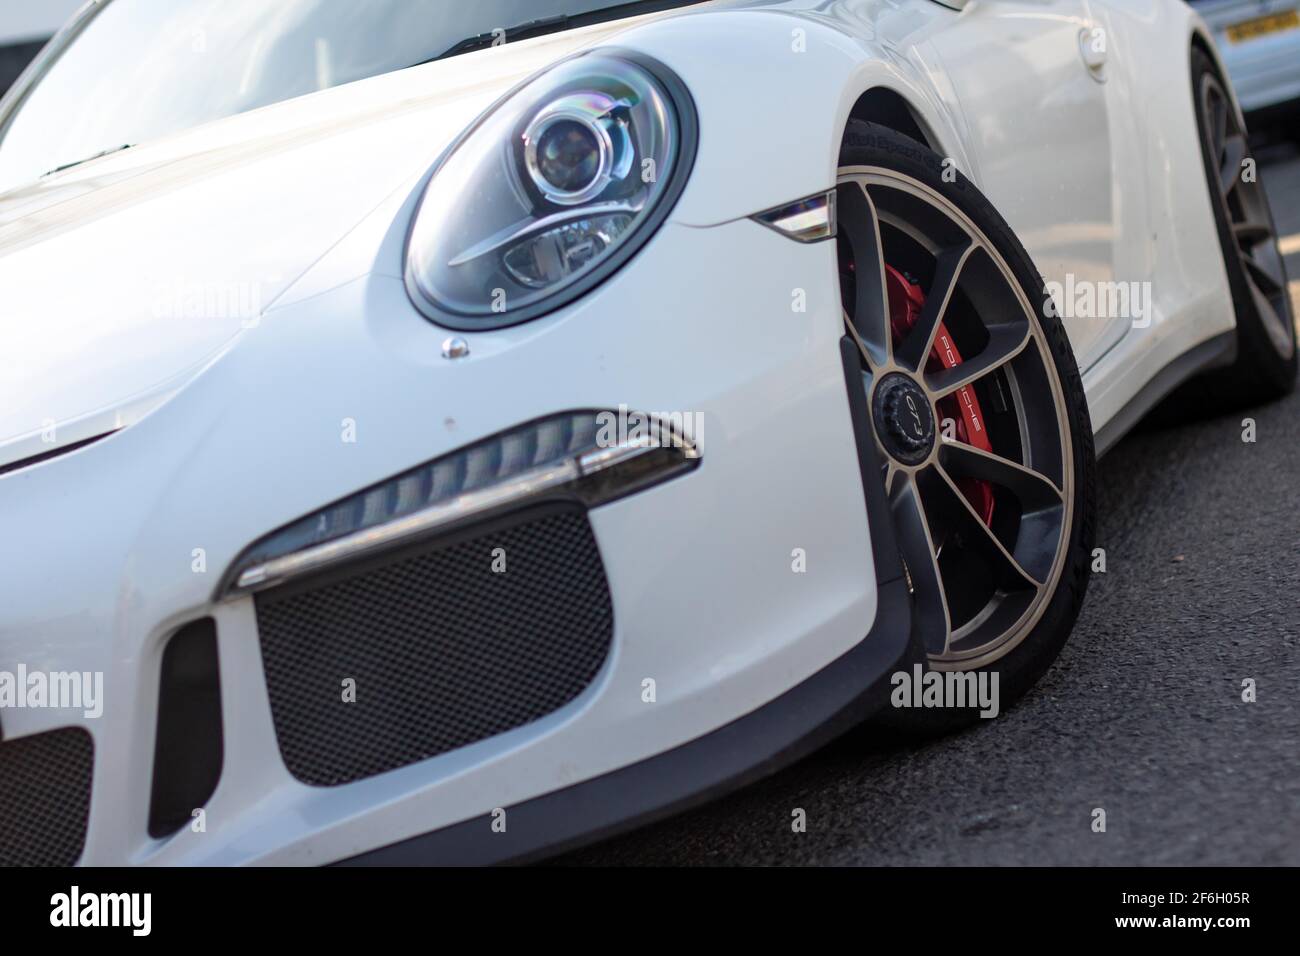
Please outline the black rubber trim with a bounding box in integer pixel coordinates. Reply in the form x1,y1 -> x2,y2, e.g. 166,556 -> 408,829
0,430 -> 117,478
840,335 -> 906,586
1093,331 -> 1235,457
337,336 -> 917,866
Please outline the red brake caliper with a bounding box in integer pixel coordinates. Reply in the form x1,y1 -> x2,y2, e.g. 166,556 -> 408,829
884,265 -> 995,526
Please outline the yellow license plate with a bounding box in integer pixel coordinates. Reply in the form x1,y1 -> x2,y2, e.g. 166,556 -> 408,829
1227,8 -> 1300,43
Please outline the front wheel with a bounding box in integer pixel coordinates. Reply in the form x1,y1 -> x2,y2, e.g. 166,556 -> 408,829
837,122 -> 1097,734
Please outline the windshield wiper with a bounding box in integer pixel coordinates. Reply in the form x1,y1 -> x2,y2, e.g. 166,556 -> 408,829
413,0 -> 708,68
44,143 -> 134,177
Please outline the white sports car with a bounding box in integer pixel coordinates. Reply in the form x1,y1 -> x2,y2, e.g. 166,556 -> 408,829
0,0 -> 1292,867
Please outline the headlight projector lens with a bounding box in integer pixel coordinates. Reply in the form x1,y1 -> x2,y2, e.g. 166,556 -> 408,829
525,107 -> 614,204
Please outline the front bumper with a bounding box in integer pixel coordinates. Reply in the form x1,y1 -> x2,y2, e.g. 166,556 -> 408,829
0,215 -> 912,865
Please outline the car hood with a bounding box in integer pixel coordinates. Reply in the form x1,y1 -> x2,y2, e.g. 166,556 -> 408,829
0,12 -> 675,471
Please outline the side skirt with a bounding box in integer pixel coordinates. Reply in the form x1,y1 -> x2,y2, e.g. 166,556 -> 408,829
1093,331 -> 1236,457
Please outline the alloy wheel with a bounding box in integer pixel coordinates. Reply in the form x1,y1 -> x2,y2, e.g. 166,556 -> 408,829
837,168 -> 1075,670
1200,73 -> 1295,359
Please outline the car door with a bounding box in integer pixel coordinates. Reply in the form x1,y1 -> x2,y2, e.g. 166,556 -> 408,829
923,0 -> 1136,372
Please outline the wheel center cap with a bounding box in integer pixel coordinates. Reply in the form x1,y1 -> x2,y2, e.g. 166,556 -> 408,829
872,373 -> 935,465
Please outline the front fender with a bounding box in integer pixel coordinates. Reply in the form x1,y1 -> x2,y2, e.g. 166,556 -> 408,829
612,4 -> 971,227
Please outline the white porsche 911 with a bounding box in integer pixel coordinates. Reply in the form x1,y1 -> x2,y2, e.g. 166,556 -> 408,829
0,0 -> 1292,867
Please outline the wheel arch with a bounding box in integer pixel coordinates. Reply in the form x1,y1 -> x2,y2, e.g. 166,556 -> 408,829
613,7 -> 975,227
843,87 -> 940,153
1189,21 -> 1248,130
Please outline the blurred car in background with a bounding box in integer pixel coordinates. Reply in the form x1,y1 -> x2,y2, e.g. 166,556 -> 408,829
0,0 -> 82,95
1191,0 -> 1300,120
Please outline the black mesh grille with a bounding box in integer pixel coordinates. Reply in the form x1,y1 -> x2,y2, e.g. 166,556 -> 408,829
0,727 -> 93,866
255,506 -> 613,786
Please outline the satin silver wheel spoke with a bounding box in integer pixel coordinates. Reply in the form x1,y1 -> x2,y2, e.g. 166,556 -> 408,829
883,461 -> 901,496
1233,216 -> 1273,247
931,466 -> 1043,590
843,309 -> 881,375
1242,248 -> 1286,295
939,440 -> 1063,509
938,440 -> 1067,585
1220,134 -> 1246,197
896,240 -> 976,374
837,180 -> 892,369
1213,93 -> 1227,153
925,323 -> 1031,400
890,472 -> 952,655
1245,270 -> 1292,355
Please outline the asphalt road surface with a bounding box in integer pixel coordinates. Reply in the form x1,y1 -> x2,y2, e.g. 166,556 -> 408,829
563,139 -> 1300,866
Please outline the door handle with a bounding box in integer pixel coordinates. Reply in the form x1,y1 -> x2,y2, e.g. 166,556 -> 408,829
1079,25 -> 1108,81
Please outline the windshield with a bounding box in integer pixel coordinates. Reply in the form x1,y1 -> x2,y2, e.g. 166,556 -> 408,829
0,0 -> 698,193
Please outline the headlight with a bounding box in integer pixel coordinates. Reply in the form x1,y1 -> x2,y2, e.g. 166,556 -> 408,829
405,51 -> 697,330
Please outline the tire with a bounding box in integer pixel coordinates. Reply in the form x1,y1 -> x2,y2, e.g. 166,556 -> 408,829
1178,47 -> 1297,412
836,121 -> 1096,736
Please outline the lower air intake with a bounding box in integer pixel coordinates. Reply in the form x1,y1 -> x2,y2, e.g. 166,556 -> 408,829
149,619 -> 223,839
255,505 -> 613,786
0,727 -> 93,866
